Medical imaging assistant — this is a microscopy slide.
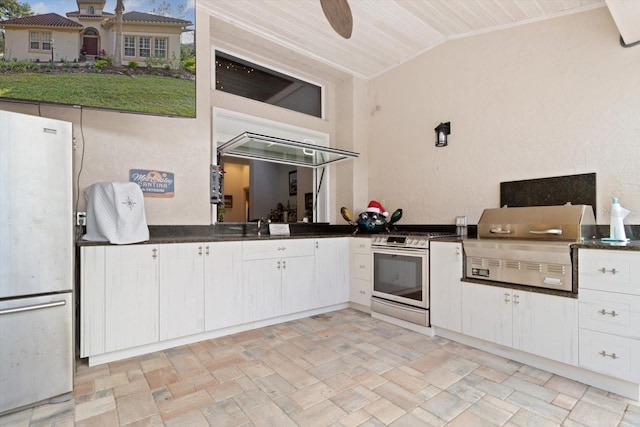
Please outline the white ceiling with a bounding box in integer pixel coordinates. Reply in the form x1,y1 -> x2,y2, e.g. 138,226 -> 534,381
199,0 -> 609,80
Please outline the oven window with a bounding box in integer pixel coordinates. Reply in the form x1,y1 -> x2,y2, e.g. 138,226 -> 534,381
373,253 -> 423,302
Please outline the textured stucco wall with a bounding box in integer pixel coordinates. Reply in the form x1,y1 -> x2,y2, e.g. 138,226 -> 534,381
367,7 -> 640,225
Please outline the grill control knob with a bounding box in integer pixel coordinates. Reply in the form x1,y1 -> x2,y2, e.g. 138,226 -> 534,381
418,239 -> 426,246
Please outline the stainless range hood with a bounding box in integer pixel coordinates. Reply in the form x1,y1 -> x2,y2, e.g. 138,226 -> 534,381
217,132 -> 359,168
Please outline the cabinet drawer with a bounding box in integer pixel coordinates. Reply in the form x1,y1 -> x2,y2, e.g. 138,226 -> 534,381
579,328 -> 640,382
578,249 -> 640,295
579,289 -> 640,338
243,239 -> 314,260
352,253 -> 372,281
351,238 -> 371,253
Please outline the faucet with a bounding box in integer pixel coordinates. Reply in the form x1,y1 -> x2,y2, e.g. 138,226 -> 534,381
257,217 -> 271,236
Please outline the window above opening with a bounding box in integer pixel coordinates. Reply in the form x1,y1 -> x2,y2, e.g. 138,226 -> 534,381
214,51 -> 322,118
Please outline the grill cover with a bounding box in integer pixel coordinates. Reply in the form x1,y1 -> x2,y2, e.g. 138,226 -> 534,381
476,204 -> 596,242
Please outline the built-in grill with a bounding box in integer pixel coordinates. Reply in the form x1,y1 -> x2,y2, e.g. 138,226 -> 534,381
464,204 -> 596,293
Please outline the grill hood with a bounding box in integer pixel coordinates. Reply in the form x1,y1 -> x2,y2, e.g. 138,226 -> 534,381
476,204 -> 596,242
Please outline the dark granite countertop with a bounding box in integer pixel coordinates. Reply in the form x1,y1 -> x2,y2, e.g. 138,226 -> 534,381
76,223 -> 463,246
571,239 -> 640,251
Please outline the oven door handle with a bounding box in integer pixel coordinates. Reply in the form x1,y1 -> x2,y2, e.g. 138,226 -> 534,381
529,229 -> 563,235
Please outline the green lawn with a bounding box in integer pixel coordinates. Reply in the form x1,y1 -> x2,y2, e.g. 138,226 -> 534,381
0,72 -> 195,117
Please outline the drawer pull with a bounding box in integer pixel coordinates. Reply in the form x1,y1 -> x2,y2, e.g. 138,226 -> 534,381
504,292 -> 510,304
598,267 -> 618,275
599,350 -> 619,359
598,309 -> 619,317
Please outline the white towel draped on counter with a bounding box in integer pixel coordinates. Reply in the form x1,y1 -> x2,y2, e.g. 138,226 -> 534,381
83,182 -> 149,244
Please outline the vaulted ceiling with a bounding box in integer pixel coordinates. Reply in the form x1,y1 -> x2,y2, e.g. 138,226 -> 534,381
199,0 -> 613,81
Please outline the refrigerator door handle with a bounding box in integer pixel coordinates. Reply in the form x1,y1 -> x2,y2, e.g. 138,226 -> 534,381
0,300 -> 66,316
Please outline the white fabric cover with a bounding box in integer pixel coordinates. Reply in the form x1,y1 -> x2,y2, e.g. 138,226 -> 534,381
83,182 -> 149,244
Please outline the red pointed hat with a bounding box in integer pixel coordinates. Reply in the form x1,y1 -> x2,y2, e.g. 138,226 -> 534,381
366,200 -> 389,217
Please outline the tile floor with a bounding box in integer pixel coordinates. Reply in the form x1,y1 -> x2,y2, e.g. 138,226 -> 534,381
1,308 -> 640,426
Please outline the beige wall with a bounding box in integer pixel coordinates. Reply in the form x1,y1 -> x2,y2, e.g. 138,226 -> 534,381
3,28 -> 80,62
6,8 -> 635,227
367,7 -> 640,225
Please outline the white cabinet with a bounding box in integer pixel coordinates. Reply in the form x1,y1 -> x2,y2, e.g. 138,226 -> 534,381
314,238 -> 349,308
158,243 -> 205,341
104,245 -> 159,352
204,241 -> 243,330
578,249 -> 640,381
242,239 -> 315,322
461,282 -> 578,365
430,241 -> 463,332
350,238 -> 372,308
461,282 -> 512,346
81,245 -> 161,356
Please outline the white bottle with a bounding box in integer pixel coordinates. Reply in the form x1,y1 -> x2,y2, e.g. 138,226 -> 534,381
610,197 -> 630,241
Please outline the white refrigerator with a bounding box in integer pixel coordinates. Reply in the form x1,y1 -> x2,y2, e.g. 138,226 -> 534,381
0,110 -> 74,414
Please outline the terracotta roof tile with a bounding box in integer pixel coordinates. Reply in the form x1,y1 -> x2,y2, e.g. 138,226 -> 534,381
0,13 -> 83,29
121,11 -> 190,26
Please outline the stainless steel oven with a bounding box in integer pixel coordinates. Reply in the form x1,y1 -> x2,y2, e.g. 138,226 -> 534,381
370,233 -> 452,326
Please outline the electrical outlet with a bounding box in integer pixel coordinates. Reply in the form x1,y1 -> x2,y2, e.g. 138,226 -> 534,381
76,211 -> 87,226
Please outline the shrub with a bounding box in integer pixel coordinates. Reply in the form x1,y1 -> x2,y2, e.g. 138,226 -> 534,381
94,59 -> 109,71
181,56 -> 195,74
127,61 -> 138,69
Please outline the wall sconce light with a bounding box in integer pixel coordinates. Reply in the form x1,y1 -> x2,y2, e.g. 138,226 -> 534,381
435,122 -> 450,147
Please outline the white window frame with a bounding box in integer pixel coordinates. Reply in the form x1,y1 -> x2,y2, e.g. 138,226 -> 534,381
29,31 -> 52,52
154,38 -> 167,59
124,36 -> 136,57
139,37 -> 150,58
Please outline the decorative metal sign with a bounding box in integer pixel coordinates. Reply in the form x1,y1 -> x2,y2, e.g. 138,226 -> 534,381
129,169 -> 175,198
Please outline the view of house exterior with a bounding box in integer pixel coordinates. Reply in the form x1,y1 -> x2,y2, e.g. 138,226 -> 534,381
0,0 -> 190,68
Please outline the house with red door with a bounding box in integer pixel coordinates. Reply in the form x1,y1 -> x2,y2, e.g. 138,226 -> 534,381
0,0 -> 190,68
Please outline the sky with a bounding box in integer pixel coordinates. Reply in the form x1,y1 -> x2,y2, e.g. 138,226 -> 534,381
28,0 -> 195,42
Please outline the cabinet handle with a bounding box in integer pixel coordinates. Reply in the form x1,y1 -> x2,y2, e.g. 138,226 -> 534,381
282,260 -> 286,269
315,242 -> 319,249
198,246 -> 203,256
598,309 -> 618,317
599,350 -> 619,359
513,294 -> 519,305
277,261 -> 281,269
278,246 -> 286,251
504,292 -> 510,304
205,246 -> 210,256
598,267 -> 618,275
152,248 -> 158,259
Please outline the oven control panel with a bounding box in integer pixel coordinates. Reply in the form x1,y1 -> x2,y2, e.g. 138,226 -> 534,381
371,235 -> 429,249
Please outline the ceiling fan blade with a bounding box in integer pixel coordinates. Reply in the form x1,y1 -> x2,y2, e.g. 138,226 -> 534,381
320,0 -> 353,39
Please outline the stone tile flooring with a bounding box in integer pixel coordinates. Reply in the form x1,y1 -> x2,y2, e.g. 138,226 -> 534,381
2,308 -> 640,426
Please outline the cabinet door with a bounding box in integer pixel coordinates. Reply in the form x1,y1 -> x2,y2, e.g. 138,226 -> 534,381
105,245 -> 159,352
80,246 -> 106,357
461,282 -> 512,347
350,278 -> 372,307
314,238 -> 349,307
158,243 -> 205,340
430,241 -> 463,332
282,255 -> 316,314
243,259 -> 282,322
204,241 -> 243,330
513,291 -> 578,365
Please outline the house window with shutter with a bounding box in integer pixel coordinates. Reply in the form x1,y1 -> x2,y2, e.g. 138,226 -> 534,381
154,38 -> 167,59
139,37 -> 150,58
